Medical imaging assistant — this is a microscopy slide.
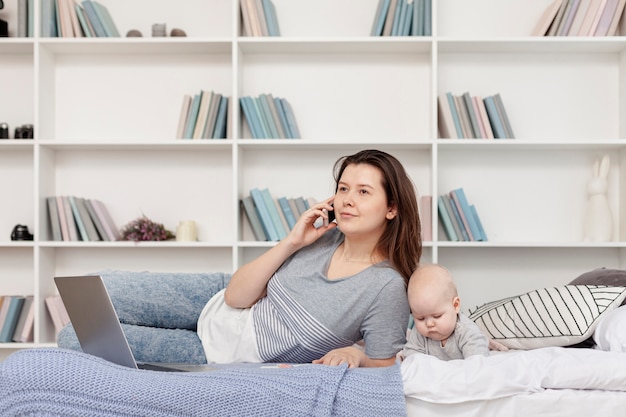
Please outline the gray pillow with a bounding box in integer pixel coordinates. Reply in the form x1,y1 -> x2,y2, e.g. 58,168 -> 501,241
568,268 -> 626,306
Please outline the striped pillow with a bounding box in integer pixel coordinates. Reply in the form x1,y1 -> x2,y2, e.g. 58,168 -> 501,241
468,285 -> 626,350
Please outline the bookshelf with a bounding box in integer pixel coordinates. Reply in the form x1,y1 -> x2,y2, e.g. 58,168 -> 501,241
0,0 -> 625,357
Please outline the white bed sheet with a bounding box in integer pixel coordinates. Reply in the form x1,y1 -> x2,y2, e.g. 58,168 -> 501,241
401,346 -> 626,417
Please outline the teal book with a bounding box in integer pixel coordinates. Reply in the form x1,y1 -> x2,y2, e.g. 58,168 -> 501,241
262,0 -> 281,36
493,93 -> 515,139
81,0 -> 107,37
212,96 -> 229,139
483,96 -> 506,139
68,196 -> 89,241
250,188 -> 279,241
246,96 -> 267,138
274,97 -> 292,138
240,97 -> 260,138
423,0 -> 431,36
451,188 -> 483,242
260,94 -> 285,138
251,97 -> 271,138
75,197 -> 100,241
402,0 -> 414,36
0,297 -> 26,343
256,95 -> 279,138
260,188 -> 287,239
84,199 -> 109,241
370,0 -> 391,36
437,195 -> 458,241
446,92 -> 464,138
92,1 -> 120,37
183,93 -> 202,139
443,194 -> 468,241
391,0 -> 404,35
241,196 -> 268,241
75,3 -> 94,37
280,98 -> 301,138
462,92 -> 482,138
395,0 -> 407,36
470,204 -> 488,241
278,196 -> 297,230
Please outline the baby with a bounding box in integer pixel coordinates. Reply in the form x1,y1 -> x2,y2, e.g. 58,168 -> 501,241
402,264 -> 489,361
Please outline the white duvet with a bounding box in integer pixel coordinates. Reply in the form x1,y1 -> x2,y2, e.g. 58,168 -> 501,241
401,347 -> 626,404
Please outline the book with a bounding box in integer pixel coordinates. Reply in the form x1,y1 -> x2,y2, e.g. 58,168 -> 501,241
445,92 -> 463,138
548,0 -> 571,35
202,92 -> 222,139
391,0 -> 404,35
474,96 -> 494,139
240,0 -> 253,36
272,198 -> 290,234
256,95 -> 279,138
212,96 -> 229,139
383,0 -> 399,36
273,97 -> 292,138
568,0 -> 593,34
437,94 -> 457,139
470,204 -> 488,241
471,96 -> 488,138
241,196 -> 267,241
462,92 -> 482,138
262,0 -> 281,36
91,199 -> 120,241
595,0 -> 623,35
91,0 -> 120,37
454,94 -> 473,138
251,97 -> 271,138
558,0 -> 582,35
261,188 -> 287,239
84,198 -> 109,240
606,0 -> 626,34
176,94 -> 192,139
588,0 -> 610,35
402,0 -> 415,36
76,197 -> 101,241
280,98 -> 301,138
45,295 -> 70,334
444,193 -> 468,241
12,295 -> 34,343
75,1 -> 95,37
412,0 -> 424,36
67,0 -> 84,37
437,195 -> 458,241
81,0 -> 106,37
240,96 -> 262,138
396,0 -> 408,36
278,196 -> 297,230
253,0 -> 269,36
18,0 -> 28,37
250,188 -> 279,241
451,188 -> 483,241
578,0 -> 605,34
294,196 -> 308,216
483,95 -> 507,139
262,94 -> 287,138
55,196 -> 70,241
41,0 -> 57,37
531,0 -> 564,35
58,0 -> 75,37
245,0 -> 263,36
192,90 -> 212,139
47,196 -> 62,241
423,0 -> 432,35
0,296 -> 26,343
183,93 -> 202,139
371,0 -> 391,36
493,93 -> 515,138
68,196 -> 89,241
62,196 -> 80,241
419,195 -> 432,241
288,198 -> 301,219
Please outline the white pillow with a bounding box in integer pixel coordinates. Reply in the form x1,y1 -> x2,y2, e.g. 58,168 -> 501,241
468,285 -> 626,350
593,305 -> 626,352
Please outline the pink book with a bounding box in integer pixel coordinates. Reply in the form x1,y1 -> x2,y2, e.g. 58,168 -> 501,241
589,0 -> 609,35
56,196 -> 70,241
472,96 -> 488,139
475,96 -> 494,139
579,0 -> 605,34
419,195 -> 432,241
595,0 -> 621,35
449,191 -> 475,241
92,199 -> 121,241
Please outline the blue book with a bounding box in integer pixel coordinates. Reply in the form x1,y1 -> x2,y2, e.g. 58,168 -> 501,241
183,93 -> 202,139
81,1 -> 107,37
250,188 -> 279,241
494,93 -> 515,139
402,0 -> 414,36
75,3 -> 94,37
251,97 -> 271,138
212,96 -> 229,139
256,96 -> 279,138
0,297 -> 26,343
470,204 -> 487,241
280,98 -> 301,138
437,196 -> 458,241
68,196 -> 89,241
446,92 -> 463,138
241,196 -> 267,241
262,0 -> 281,36
91,1 -> 120,37
451,188 -> 483,242
394,0 -> 407,36
260,188 -> 287,239
259,94 -> 283,138
483,96 -> 506,139
274,97 -> 292,139
411,0 -> 423,36
444,194 -> 469,241
240,97 -> 260,138
278,197 -> 297,230
423,0 -> 432,36
370,0 -> 391,36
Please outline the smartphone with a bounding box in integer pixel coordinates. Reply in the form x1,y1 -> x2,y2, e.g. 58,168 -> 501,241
323,204 -> 335,226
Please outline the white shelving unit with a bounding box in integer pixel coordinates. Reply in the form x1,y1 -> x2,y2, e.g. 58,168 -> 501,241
0,0 -> 625,356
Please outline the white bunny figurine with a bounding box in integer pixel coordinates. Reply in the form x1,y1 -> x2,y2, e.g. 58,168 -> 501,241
583,154 -> 613,242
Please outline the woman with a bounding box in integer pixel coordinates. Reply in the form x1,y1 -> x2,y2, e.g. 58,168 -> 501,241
197,149 -> 422,368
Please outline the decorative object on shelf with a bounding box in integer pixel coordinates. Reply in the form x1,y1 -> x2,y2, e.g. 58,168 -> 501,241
0,122 -> 8,139
175,220 -> 197,242
0,0 -> 7,38
151,23 -> 166,37
10,224 -> 33,241
13,124 -> 33,139
121,215 -> 174,242
126,29 -> 142,37
583,154 -> 613,242
170,28 -> 186,37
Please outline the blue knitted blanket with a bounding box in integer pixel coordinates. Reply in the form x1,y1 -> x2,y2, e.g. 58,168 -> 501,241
0,349 -> 406,417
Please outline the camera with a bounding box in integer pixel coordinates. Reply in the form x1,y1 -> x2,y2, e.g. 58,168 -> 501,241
0,123 -> 8,139
11,224 -> 34,241
15,124 -> 34,139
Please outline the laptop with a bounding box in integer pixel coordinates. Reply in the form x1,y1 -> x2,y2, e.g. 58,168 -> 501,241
54,275 -> 216,372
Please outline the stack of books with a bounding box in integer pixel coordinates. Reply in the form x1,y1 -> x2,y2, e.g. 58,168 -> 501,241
532,0 -> 626,37
437,187 -> 487,242
242,188 -> 316,241
46,196 -> 120,242
176,90 -> 230,140
438,92 -> 514,139
42,0 -> 120,38
370,0 -> 432,36
0,295 -> 33,343
240,0 -> 281,36
239,94 -> 300,139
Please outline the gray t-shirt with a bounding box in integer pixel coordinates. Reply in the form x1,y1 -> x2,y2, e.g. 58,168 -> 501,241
252,228 -> 409,363
402,313 -> 489,361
